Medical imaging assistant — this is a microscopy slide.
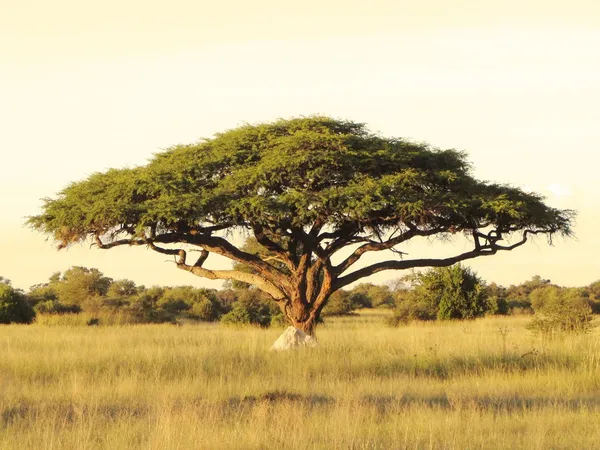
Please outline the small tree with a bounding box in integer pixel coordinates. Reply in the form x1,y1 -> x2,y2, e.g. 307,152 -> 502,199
28,117 -> 574,336
54,267 -> 113,307
0,283 -> 35,324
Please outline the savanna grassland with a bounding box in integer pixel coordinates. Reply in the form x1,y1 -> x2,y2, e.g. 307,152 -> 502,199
1,313 -> 600,450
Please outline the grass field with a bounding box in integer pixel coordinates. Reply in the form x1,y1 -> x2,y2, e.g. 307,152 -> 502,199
1,312 -> 599,449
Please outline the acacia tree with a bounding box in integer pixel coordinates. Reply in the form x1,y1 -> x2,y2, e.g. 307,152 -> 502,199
28,117 -> 573,335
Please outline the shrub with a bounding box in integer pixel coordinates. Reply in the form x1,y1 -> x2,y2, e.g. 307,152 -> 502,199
389,264 -> 488,326
33,300 -> 80,315
322,290 -> 355,316
387,297 -> 436,326
220,290 -> 273,327
270,311 -> 289,328
189,297 -> 221,321
527,286 -> 594,335
485,295 -> 510,316
0,284 -> 35,324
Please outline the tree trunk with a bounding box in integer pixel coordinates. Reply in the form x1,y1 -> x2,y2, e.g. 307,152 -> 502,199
285,299 -> 319,337
294,317 -> 317,337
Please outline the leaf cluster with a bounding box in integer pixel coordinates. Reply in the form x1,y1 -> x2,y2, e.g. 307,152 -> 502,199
27,116 -> 574,250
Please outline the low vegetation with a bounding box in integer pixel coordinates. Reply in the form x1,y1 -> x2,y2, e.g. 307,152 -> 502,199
1,267 -> 599,335
1,314 -> 599,449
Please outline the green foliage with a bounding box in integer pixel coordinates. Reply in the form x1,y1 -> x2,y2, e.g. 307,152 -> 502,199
390,265 -> 488,325
434,266 -> 487,320
53,267 -> 112,307
33,300 -> 80,315
27,117 -> 574,329
323,284 -> 397,316
220,290 -> 276,328
29,116 -> 573,257
107,279 -> 138,298
0,283 -> 35,324
484,282 -> 510,315
583,280 -> 600,313
527,286 -> 594,335
504,275 -> 552,313
322,290 -> 355,316
387,297 -> 437,326
348,283 -> 395,309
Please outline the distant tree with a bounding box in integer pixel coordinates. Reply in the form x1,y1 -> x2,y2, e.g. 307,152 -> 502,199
128,286 -> 170,323
322,290 -> 355,316
214,289 -> 238,313
506,275 -> 552,312
587,280 -> 600,301
28,117 -> 574,335
484,282 -> 509,315
0,284 -> 35,324
28,283 -> 58,304
54,267 -> 112,307
106,279 -> 138,298
581,280 -> 600,313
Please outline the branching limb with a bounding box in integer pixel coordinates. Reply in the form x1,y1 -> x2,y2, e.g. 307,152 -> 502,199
94,230 -> 294,294
252,225 -> 296,270
333,226 -> 446,276
93,235 -> 146,249
333,228 -> 539,290
177,263 -> 286,300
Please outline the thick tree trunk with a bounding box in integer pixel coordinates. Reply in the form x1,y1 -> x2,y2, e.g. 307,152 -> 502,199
285,295 -> 322,337
293,316 -> 317,337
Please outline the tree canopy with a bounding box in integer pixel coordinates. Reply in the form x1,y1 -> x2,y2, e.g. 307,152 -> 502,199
28,116 -> 574,334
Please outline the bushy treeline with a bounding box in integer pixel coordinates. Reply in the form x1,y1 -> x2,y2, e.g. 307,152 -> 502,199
0,266 -> 598,332
22,266 -> 287,326
388,267 -> 598,334
0,267 -> 397,326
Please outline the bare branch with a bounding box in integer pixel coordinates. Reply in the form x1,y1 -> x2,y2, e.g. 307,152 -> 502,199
333,228 -> 538,290
194,249 -> 209,267
333,227 -> 446,276
177,262 -> 286,300
252,225 -> 296,270
93,235 -> 146,249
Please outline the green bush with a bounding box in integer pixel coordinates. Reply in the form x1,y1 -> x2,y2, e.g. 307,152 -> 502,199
322,290 -> 356,316
220,290 -> 273,327
527,286 -> 594,335
389,265 -> 488,326
0,284 -> 35,324
387,297 -> 436,326
485,295 -> 509,316
189,297 -> 221,321
33,300 -> 80,315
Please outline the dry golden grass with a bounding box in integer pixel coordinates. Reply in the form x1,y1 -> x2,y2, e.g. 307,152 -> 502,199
1,314 -> 599,449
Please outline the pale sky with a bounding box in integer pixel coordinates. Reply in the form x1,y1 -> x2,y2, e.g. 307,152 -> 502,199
1,0 -> 599,291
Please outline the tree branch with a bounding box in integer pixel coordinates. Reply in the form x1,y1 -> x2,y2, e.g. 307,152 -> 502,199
333,229 -> 537,290
152,232 -> 295,291
252,225 -> 296,270
146,239 -> 287,300
177,263 -> 286,300
333,226 -> 446,275
93,235 -> 146,249
94,230 -> 294,295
